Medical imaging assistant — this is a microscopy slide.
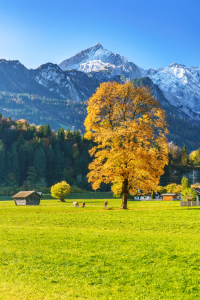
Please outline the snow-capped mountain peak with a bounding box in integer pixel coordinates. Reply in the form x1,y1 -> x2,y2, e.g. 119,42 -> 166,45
59,43 -> 144,79
59,43 -> 128,72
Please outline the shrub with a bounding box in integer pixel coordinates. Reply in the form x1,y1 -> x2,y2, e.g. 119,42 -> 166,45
182,188 -> 197,201
51,181 -> 71,202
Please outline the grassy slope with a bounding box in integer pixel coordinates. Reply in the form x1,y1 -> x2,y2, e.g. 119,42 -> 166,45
0,200 -> 200,299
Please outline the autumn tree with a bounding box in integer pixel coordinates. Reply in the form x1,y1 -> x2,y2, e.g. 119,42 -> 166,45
168,141 -> 182,164
157,186 -> 167,194
181,176 -> 190,191
166,183 -> 181,193
84,81 -> 169,209
51,181 -> 71,202
182,188 -> 197,201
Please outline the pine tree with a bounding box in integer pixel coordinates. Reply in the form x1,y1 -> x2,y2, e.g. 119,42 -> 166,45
64,141 -> 73,166
46,145 -> 55,186
55,149 -> 65,182
80,150 -> 89,175
151,190 -> 155,199
11,145 -> 20,184
27,166 -> 37,184
38,125 -> 44,137
56,128 -> 65,152
74,130 -> 82,151
26,145 -> 34,170
181,145 -> 189,165
66,129 -> 73,139
5,151 -> 12,177
44,124 -> 51,137
33,148 -> 46,181
73,157 -> 81,176
18,144 -> 26,185
16,134 -> 25,150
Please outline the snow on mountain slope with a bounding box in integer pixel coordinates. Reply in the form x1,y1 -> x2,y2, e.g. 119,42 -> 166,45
33,63 -> 82,100
59,43 -> 127,70
147,63 -> 200,121
59,43 -> 200,122
59,43 -> 145,79
32,63 -> 100,100
2,45 -> 200,125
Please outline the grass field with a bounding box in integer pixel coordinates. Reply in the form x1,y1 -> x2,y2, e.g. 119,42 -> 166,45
0,199 -> 200,299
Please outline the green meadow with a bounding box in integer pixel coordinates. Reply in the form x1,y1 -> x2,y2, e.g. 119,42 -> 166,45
1,199 -> 200,299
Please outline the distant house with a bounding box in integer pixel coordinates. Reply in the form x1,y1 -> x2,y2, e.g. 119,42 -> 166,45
134,194 -> 151,200
192,187 -> 200,201
12,191 -> 42,206
133,192 -> 161,201
161,193 -> 181,201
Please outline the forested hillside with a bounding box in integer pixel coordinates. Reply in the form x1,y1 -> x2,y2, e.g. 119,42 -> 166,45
0,116 -> 108,194
1,114 -> 200,195
0,92 -> 87,132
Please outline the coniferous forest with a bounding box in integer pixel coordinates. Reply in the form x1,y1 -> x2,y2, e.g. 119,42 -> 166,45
1,113 -> 200,195
0,114 -> 111,195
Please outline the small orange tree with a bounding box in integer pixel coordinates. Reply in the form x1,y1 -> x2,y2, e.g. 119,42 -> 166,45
84,81 -> 168,209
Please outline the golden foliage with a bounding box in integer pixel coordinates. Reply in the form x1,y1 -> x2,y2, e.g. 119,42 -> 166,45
189,150 -> 198,163
156,186 -> 167,194
84,81 -> 168,207
166,183 -> 181,193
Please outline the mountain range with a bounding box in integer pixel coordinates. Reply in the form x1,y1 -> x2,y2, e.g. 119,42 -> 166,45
0,43 -> 200,150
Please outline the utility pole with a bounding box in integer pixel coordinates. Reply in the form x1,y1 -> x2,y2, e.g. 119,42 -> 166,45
192,169 -> 198,185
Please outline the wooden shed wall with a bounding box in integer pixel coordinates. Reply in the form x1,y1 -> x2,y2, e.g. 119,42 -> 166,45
14,198 -> 26,205
162,195 -> 177,201
26,194 -> 40,205
14,193 -> 41,205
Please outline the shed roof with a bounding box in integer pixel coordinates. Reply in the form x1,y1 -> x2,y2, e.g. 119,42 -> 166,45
12,191 -> 36,198
161,193 -> 178,196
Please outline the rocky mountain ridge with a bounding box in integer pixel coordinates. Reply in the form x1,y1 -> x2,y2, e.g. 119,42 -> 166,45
147,63 -> 200,122
2,43 -> 200,126
59,43 -> 200,124
1,44 -> 200,150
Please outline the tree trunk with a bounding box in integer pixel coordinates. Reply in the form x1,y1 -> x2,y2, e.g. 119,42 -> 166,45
60,197 -> 65,202
121,178 -> 128,209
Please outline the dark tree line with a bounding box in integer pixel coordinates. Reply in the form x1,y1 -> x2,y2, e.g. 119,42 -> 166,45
1,114 -> 199,193
0,115 -> 100,191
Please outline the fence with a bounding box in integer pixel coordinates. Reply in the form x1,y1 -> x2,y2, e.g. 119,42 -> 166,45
180,201 -> 200,207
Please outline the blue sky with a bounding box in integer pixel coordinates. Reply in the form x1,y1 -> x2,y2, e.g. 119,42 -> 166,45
0,0 -> 200,70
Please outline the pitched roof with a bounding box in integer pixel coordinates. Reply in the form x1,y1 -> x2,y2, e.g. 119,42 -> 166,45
12,191 -> 35,198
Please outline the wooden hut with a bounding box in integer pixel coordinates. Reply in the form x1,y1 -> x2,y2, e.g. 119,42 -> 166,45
12,191 -> 42,206
161,193 -> 179,201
